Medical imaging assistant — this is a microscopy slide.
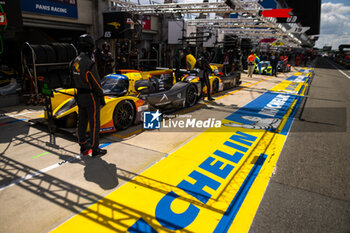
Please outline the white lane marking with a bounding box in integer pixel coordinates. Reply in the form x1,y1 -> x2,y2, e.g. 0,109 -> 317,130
325,59 -> 350,79
0,154 -> 82,191
0,143 -> 112,191
0,111 -> 36,120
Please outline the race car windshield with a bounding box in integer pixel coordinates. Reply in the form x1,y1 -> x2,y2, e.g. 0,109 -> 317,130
262,63 -> 269,68
102,78 -> 129,96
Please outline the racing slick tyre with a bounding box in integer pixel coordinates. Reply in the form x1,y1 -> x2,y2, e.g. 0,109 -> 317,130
212,79 -> 219,94
28,45 -> 47,74
62,43 -> 77,61
232,77 -> 238,87
234,73 -> 241,87
31,45 -> 47,64
113,100 -> 135,130
51,43 -> 68,62
41,45 -> 57,71
185,85 -> 197,107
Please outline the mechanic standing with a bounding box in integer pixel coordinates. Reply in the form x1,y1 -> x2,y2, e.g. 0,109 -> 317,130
247,53 -> 255,78
185,47 -> 197,71
99,42 -> 114,78
270,53 -> 279,77
174,49 -> 184,82
254,53 -> 261,75
197,52 -> 215,101
71,34 -> 107,157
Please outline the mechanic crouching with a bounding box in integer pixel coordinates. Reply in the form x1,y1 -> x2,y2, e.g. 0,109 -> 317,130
197,52 -> 215,101
70,34 -> 107,157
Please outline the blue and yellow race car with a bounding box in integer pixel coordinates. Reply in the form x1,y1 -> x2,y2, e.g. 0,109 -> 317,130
254,61 -> 273,75
46,70 -> 149,133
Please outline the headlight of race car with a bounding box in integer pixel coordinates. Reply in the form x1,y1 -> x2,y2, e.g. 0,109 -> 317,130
213,69 -> 219,76
183,76 -> 197,82
54,98 -> 76,117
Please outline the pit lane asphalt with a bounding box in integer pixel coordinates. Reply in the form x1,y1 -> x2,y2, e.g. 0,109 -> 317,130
0,68 -> 307,233
249,57 -> 350,233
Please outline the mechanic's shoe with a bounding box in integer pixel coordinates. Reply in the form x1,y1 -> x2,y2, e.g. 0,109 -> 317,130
208,97 -> 215,101
80,144 -> 90,156
92,148 -> 107,157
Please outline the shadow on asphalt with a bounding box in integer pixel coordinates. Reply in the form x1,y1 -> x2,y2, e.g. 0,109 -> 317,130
2,121 -> 125,190
0,104 -> 43,115
315,57 -> 349,70
10,127 -> 83,163
295,106 -> 347,133
0,155 -> 222,232
0,117 -> 30,155
314,57 -> 350,71
293,58 -> 348,133
82,156 -> 119,190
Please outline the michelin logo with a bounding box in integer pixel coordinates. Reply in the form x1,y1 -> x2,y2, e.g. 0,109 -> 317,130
223,116 -> 281,130
143,110 -> 162,129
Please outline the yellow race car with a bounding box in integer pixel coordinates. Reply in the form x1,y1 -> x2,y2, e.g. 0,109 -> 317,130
179,63 -> 241,94
46,70 -> 149,133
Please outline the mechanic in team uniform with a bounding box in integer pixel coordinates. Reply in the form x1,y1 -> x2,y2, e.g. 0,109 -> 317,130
71,34 -> 107,157
99,42 -> 114,77
185,47 -> 197,71
247,53 -> 255,78
197,51 -> 215,101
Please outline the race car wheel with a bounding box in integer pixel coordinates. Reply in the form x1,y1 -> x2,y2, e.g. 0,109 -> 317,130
62,43 -> 77,61
41,45 -> 57,71
212,79 -> 219,94
30,45 -> 48,74
51,43 -> 68,62
113,100 -> 135,130
186,85 -> 197,107
232,77 -> 238,87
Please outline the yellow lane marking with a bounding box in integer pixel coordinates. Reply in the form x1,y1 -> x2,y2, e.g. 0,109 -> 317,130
228,98 -> 299,233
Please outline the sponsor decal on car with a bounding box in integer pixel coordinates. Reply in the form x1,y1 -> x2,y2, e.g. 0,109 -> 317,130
100,127 -> 114,132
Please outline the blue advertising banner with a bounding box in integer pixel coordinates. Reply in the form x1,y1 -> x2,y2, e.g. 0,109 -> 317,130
20,0 -> 78,19
258,0 -> 277,9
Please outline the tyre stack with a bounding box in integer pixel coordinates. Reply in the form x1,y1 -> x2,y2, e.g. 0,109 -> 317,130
23,43 -> 77,91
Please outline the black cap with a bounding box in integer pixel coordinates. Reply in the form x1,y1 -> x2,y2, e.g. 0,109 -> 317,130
78,34 -> 94,46
102,41 -> 111,49
184,47 -> 191,54
77,34 -> 95,53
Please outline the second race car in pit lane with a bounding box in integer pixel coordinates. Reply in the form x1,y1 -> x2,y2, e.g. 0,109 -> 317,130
254,61 -> 273,75
209,64 -> 241,90
138,65 -> 241,110
277,61 -> 291,72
